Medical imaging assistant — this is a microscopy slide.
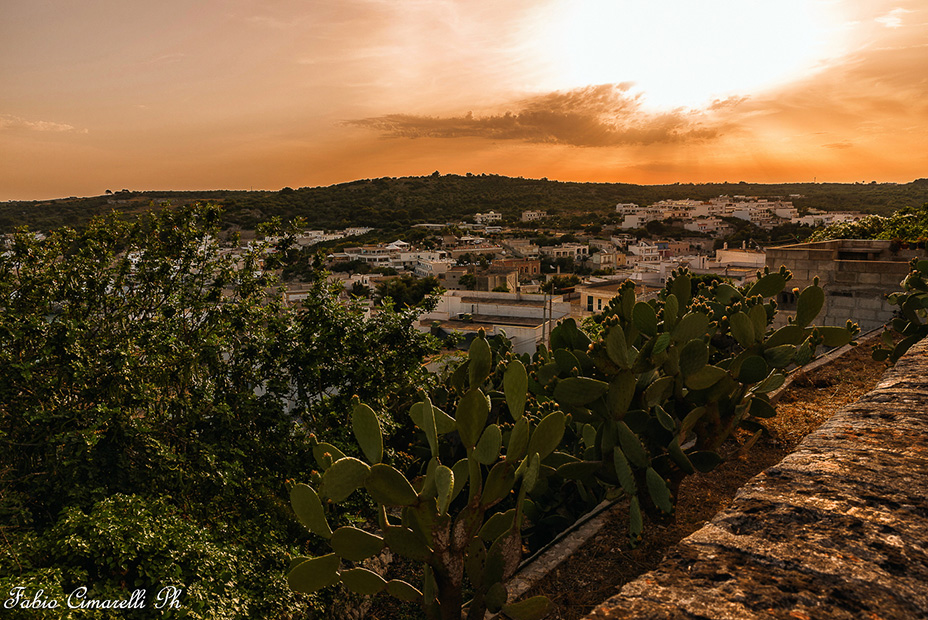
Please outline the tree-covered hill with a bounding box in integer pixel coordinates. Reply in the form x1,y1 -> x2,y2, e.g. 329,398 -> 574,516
4,175 -> 928,233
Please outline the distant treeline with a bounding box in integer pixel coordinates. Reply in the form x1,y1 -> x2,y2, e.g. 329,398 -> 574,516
4,174 -> 928,233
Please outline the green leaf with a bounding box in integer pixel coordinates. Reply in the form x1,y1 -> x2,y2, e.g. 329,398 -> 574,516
652,332 -> 671,355
729,312 -> 755,348
352,402 -> 383,464
383,526 -> 432,561
749,304 -> 767,341
795,285 -> 825,327
527,411 -> 566,460
667,437 -> 695,474
817,326 -> 853,348
483,460 -> 516,505
679,339 -> 709,376
366,463 -> 418,506
646,467 -> 673,514
386,579 -> 422,602
321,457 -> 370,503
612,446 -> 637,495
504,360 -> 528,420
754,372 -> 786,394
330,526 -> 385,562
608,371 -> 637,419
554,348 -> 580,374
501,595 -> 552,620
671,271 -> 692,309
688,450 -> 723,473
748,397 -> 776,419
714,283 -> 742,305
663,294 -> 679,327
763,344 -> 795,368
616,421 -> 648,468
468,334 -> 493,387
411,401 -> 456,434
766,324 -> 805,347
312,442 -> 346,470
507,417 -> 530,463
628,496 -> 643,548
486,582 -> 509,614
290,483 -> 332,538
632,302 -> 658,337
435,465 -> 454,515
287,554 -> 340,594
456,388 -> 490,448
673,312 -> 710,343
340,568 -> 387,596
556,460 -> 601,481
654,404 -> 675,432
554,376 -> 609,406
418,397 -> 439,458
644,376 -> 674,407
480,509 -> 516,542
737,355 -> 769,384
685,365 -> 728,390
747,272 -> 787,298
450,458 -> 470,502
475,424 -> 502,465
521,452 -> 541,494
605,325 -> 630,368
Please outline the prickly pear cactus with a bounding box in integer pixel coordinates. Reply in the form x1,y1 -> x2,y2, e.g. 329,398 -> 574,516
535,267 -> 858,545
288,330 -> 556,620
873,258 -> 928,364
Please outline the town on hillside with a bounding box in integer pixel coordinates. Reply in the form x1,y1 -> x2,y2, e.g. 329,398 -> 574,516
261,195 -> 905,355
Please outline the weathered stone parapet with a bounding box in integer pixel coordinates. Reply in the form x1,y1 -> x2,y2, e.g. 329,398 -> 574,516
587,339 -> 928,620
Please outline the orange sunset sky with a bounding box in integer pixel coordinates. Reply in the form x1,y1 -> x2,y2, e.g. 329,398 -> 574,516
2,0 -> 927,201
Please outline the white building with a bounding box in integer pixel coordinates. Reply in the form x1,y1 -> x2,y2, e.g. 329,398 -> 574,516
419,290 -> 572,355
475,211 -> 503,224
521,210 -> 548,222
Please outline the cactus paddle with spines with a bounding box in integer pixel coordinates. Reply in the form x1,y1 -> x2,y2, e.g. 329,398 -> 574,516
288,331 -> 558,620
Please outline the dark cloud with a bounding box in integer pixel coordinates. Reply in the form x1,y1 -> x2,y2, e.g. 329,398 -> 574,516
823,142 -> 854,149
347,84 -> 727,147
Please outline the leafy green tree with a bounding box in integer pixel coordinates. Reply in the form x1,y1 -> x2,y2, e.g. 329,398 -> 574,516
0,205 -> 439,619
459,274 -> 477,290
375,274 -> 442,309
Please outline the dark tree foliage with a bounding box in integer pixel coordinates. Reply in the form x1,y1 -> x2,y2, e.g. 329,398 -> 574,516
0,205 -> 438,618
375,274 -> 442,310
4,176 -> 928,234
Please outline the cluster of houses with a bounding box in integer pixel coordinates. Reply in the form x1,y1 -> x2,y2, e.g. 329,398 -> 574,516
288,195 -> 885,355
617,196 -> 862,233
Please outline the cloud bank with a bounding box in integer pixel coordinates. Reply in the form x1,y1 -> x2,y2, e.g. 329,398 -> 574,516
347,84 -> 731,147
0,114 -> 85,133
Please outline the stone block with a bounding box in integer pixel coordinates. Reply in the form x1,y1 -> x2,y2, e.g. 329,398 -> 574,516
829,296 -> 856,309
834,271 -> 858,284
857,272 -> 882,285
882,272 -> 906,287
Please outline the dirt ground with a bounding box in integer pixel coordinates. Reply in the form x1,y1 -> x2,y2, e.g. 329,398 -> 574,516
524,340 -> 889,620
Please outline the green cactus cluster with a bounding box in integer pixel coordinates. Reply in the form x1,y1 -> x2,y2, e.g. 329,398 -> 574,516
287,266 -> 861,617
530,267 -> 858,543
873,258 -> 928,363
289,331 -> 559,620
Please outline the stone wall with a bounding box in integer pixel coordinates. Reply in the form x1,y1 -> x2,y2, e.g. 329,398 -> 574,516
586,338 -> 928,620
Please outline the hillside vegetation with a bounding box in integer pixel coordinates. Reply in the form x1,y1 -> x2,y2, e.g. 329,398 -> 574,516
4,175 -> 928,233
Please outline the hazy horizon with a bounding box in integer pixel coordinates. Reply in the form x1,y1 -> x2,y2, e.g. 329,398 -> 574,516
3,1 -> 927,201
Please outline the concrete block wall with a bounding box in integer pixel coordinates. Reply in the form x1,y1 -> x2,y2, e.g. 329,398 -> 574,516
766,240 -> 919,333
586,338 -> 928,620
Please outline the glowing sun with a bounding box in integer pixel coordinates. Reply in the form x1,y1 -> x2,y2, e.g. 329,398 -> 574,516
532,0 -> 844,110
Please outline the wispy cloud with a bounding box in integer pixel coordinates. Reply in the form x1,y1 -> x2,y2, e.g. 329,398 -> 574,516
347,84 -> 730,147
876,8 -> 909,28
0,114 -> 86,134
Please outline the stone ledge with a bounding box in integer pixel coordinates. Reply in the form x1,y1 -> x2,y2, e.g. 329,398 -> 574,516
586,339 -> 928,620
